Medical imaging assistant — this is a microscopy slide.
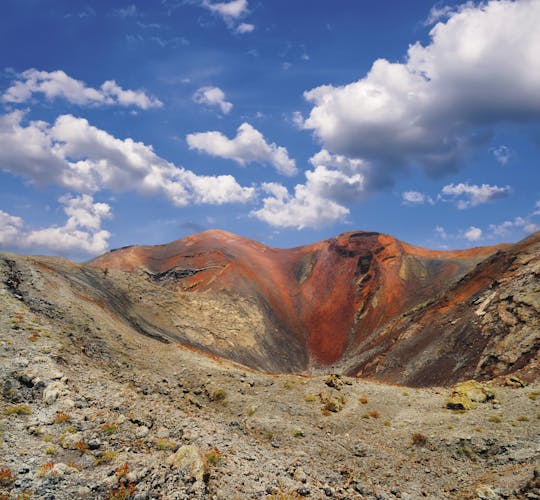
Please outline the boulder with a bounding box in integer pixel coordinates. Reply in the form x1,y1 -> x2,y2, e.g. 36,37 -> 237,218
166,445 -> 207,483
446,380 -> 494,410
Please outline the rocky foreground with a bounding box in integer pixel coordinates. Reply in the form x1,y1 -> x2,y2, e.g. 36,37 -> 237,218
0,252 -> 539,499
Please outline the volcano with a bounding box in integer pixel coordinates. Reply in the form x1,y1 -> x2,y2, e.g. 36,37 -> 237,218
84,229 -> 538,383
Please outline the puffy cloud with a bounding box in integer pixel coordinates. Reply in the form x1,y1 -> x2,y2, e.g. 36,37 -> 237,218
202,0 -> 248,20
0,211 -> 23,246
304,166 -> 365,203
434,201 -> 539,247
0,111 -> 254,207
400,182 -> 508,209
0,194 -> 111,255
0,110 -> 67,186
489,216 -> 539,237
193,86 -> 233,114
236,22 -> 255,34
464,226 -> 483,242
250,149 -> 368,228
251,182 -> 349,229
302,0 -> 540,181
200,0 -> 254,33
187,122 -> 297,176
309,149 -> 366,173
441,182 -> 510,209
307,149 -> 366,202
402,191 -> 426,205
2,69 -> 162,109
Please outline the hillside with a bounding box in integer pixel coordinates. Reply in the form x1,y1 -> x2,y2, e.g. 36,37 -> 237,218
0,230 -> 539,499
87,229 -> 519,380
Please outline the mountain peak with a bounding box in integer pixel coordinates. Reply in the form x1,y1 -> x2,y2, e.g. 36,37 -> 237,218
83,229 -> 539,384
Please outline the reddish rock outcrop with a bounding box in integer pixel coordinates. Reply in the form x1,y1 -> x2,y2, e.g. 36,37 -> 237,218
89,229 -> 510,377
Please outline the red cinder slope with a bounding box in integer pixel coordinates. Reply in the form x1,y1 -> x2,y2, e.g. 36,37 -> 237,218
89,229 -> 502,373
345,231 -> 540,386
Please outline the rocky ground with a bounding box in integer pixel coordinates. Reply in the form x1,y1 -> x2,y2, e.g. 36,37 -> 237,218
0,254 -> 539,499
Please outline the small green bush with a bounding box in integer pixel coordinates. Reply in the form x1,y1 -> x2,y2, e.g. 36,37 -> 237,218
4,404 -> 32,416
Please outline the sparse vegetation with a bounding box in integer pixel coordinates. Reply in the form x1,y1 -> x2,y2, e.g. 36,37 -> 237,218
3,404 -> 32,416
304,394 -> 317,402
489,415 -> 502,423
115,464 -> 130,478
75,440 -> 89,453
95,450 -> 118,465
0,468 -> 13,486
457,446 -> 476,461
358,396 -> 368,404
37,462 -> 56,477
205,448 -> 222,466
211,389 -> 227,402
67,462 -> 82,471
107,482 -> 136,500
528,391 -> 539,401
368,410 -> 380,418
292,428 -> 305,438
28,331 -> 41,342
53,412 -> 71,424
283,377 -> 303,389
319,392 -> 345,414
411,433 -> 427,446
156,438 -> 176,451
517,415 -> 529,422
101,423 -> 117,435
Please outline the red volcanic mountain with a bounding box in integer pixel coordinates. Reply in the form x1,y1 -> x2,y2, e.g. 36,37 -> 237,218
87,229 -> 535,384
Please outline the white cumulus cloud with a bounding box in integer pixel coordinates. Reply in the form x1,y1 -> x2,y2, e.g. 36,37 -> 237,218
2,69 -> 162,109
0,111 -> 254,207
200,0 -> 254,33
441,182 -> 511,209
402,191 -> 426,205
464,226 -> 483,242
302,0 -> 540,183
250,149 -> 368,228
489,216 -> 539,237
202,0 -> 248,19
0,194 -> 111,256
187,122 -> 297,176
193,86 -> 233,114
251,182 -> 349,230
235,22 -> 255,34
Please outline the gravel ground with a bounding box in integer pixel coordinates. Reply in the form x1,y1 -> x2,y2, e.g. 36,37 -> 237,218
0,254 -> 539,499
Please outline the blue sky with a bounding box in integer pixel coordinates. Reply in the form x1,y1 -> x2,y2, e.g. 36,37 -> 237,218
1,0 -> 539,259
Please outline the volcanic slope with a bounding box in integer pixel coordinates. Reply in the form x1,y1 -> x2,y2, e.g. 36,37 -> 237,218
345,231 -> 540,386
87,229 -> 521,379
